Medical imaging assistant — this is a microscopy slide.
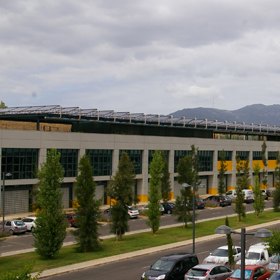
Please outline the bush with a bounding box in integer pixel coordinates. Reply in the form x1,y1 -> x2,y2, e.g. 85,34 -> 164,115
203,199 -> 219,207
0,264 -> 41,280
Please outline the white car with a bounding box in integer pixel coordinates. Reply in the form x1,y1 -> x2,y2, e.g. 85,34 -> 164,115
203,245 -> 242,265
21,217 -> 37,232
138,204 -> 165,215
127,206 -> 139,219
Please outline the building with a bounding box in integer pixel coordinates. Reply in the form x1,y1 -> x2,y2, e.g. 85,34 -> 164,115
0,105 -> 279,215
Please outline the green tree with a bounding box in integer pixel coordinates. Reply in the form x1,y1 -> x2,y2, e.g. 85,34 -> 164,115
252,163 -> 265,218
225,216 -> 235,269
0,101 -> 7,108
146,150 -> 164,234
174,145 -> 201,228
107,152 -> 137,241
261,141 -> 268,189
218,150 -> 228,196
273,151 -> 280,212
235,155 -> 246,221
33,149 -> 67,259
72,154 -> 102,252
263,229 -> 280,259
160,151 -> 171,202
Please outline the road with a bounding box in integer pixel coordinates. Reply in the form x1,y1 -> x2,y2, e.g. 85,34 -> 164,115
43,222 -> 279,280
0,200 -> 273,255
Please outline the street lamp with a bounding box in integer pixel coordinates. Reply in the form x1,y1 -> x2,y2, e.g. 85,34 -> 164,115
182,183 -> 205,254
215,225 -> 273,280
2,172 -> 12,232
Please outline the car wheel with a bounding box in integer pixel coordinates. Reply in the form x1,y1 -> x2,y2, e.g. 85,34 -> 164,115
167,210 -> 171,214
9,229 -> 14,235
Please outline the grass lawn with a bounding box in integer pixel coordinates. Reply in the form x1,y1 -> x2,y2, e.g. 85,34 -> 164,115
0,210 -> 280,274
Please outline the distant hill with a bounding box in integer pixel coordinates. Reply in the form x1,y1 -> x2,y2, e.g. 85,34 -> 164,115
170,104 -> 280,126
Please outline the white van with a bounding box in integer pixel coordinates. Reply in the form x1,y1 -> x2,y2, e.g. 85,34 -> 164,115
225,189 -> 254,203
236,242 -> 273,266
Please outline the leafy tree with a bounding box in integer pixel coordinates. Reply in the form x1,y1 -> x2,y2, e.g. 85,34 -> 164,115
0,263 -> 41,280
72,154 -> 102,252
33,149 -> 67,259
160,151 -> 171,202
0,101 -> 7,108
174,145 -> 200,228
263,229 -> 280,257
107,152 -> 137,241
273,151 -> 280,212
236,156 -> 251,190
252,163 -> 265,218
225,216 -> 235,269
261,141 -> 268,188
146,150 -> 164,234
235,155 -> 246,221
218,150 -> 228,196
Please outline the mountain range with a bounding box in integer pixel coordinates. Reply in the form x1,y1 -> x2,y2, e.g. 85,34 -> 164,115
170,104 -> 280,126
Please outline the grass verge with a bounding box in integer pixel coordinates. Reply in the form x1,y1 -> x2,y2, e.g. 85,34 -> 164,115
1,210 -> 280,274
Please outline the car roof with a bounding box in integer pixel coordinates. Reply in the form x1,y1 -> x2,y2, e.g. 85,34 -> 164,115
159,253 -> 196,261
216,245 -> 241,250
192,264 -> 227,270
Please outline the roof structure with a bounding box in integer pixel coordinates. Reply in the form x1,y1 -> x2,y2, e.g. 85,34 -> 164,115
0,105 -> 279,135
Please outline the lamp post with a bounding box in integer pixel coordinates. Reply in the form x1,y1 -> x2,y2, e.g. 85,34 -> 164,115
215,225 -> 273,280
2,172 -> 12,232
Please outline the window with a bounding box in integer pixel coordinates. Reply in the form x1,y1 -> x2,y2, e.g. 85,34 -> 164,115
218,151 -> 232,161
119,150 -> 142,174
86,149 -> 112,176
55,149 -> 78,177
253,151 -> 262,160
268,152 -> 277,160
198,151 -> 213,171
236,151 -> 249,160
174,150 -> 191,172
1,148 -> 38,180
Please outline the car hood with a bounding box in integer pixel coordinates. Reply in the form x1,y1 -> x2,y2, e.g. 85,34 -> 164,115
236,259 -> 263,265
144,269 -> 168,278
204,256 -> 228,264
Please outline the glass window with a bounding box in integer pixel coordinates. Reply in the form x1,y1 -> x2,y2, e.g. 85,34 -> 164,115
55,149 -> 78,177
119,150 -> 142,174
236,151 -> 249,160
253,151 -> 262,160
198,151 -> 213,171
218,151 -> 232,161
268,152 -> 277,160
86,149 -> 112,176
174,150 -> 191,172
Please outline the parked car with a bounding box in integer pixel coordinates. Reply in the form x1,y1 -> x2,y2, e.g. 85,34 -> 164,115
269,269 -> 280,280
224,196 -> 232,205
203,245 -> 242,265
261,190 -> 269,200
139,204 -> 165,215
127,206 -> 139,218
226,265 -> 270,280
21,217 -> 37,232
3,220 -> 27,235
65,213 -> 78,227
236,243 -> 273,267
226,189 -> 254,203
161,202 -> 175,214
185,263 -> 233,280
267,255 -> 280,272
141,253 -> 199,280
203,196 -> 231,207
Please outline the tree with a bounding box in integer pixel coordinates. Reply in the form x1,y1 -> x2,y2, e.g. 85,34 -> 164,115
160,151 -> 171,202
234,155 -> 246,221
146,150 -> 164,234
0,101 -> 7,108
174,145 -> 201,228
273,151 -> 280,212
218,150 -> 228,196
252,162 -> 265,218
107,152 -> 137,241
33,149 -> 67,259
71,154 -> 102,252
263,229 -> 280,258
261,141 -> 268,189
236,156 -> 251,190
225,216 -> 235,269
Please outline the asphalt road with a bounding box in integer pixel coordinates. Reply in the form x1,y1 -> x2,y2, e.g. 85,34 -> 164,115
43,222 -> 280,280
0,200 -> 273,255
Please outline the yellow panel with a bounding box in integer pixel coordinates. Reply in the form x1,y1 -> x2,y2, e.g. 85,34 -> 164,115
268,160 -> 278,170
208,188 -> 217,195
226,186 -> 235,191
217,161 -> 232,171
252,160 -> 264,170
137,195 -> 148,203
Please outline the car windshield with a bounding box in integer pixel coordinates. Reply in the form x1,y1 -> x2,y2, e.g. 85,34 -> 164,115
186,268 -> 208,276
151,259 -> 175,271
245,252 -> 260,260
212,249 -> 228,257
230,269 -> 253,279
14,221 -> 24,226
271,255 -> 280,263
270,272 -> 280,280
128,207 -> 136,211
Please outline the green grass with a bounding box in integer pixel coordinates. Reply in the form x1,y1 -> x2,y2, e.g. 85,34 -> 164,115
1,210 -> 280,274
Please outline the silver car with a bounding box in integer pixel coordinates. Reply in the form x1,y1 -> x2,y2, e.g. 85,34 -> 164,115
267,255 -> 280,272
4,220 -> 27,235
185,264 -> 233,280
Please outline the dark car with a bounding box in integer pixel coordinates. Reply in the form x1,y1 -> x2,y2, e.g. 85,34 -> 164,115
195,199 -> 205,209
65,213 -> 77,227
269,269 -> 280,280
203,196 -> 230,207
141,253 -> 199,280
161,202 -> 175,214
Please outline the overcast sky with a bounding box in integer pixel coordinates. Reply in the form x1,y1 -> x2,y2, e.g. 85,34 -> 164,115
1,1 -> 280,115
